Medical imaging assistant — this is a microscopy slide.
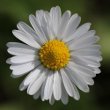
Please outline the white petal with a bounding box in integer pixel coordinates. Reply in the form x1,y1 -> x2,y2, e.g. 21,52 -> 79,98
68,61 -> 96,77
28,69 -> 47,95
44,71 -> 54,100
75,45 -> 101,51
45,22 -> 55,40
11,61 -> 40,76
57,10 -> 71,39
50,6 -> 61,36
71,49 -> 101,58
81,57 -> 101,67
7,42 -> 36,56
41,76 -> 47,101
69,36 -> 100,50
6,55 -> 37,64
29,15 -> 47,43
60,69 -> 73,97
23,65 -> 43,86
36,10 -> 44,26
12,30 -> 40,48
33,89 -> 41,100
67,30 -> 96,45
68,62 -> 94,85
71,55 -> 101,68
40,70 -> 50,101
10,73 -> 23,78
60,69 -> 80,100
49,94 -> 55,105
19,81 -> 27,91
74,23 -> 91,37
67,23 -> 91,41
17,21 -> 42,45
53,71 -> 62,100
62,14 -> 81,40
82,55 -> 102,62
36,10 -> 54,40
83,77 -> 94,85
94,68 -> 101,74
66,67 -> 89,93
61,82 -> 69,104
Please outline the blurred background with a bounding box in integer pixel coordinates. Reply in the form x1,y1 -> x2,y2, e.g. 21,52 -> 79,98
0,0 -> 110,110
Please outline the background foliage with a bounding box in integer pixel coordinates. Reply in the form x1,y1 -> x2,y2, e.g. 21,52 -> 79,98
0,0 -> 110,110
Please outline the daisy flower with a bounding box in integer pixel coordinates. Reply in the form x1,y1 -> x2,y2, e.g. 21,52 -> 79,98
6,6 -> 102,105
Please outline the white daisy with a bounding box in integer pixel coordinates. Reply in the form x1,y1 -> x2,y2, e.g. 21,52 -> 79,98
6,6 -> 102,105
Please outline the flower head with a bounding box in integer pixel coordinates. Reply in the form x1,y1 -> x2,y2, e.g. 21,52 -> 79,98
6,6 -> 102,105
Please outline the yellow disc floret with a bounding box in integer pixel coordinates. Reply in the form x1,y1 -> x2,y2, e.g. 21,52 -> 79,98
39,39 -> 70,70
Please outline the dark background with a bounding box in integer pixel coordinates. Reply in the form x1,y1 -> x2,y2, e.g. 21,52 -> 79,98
0,0 -> 110,110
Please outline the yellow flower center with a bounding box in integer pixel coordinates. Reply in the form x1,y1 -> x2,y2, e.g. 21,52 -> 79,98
39,39 -> 70,70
